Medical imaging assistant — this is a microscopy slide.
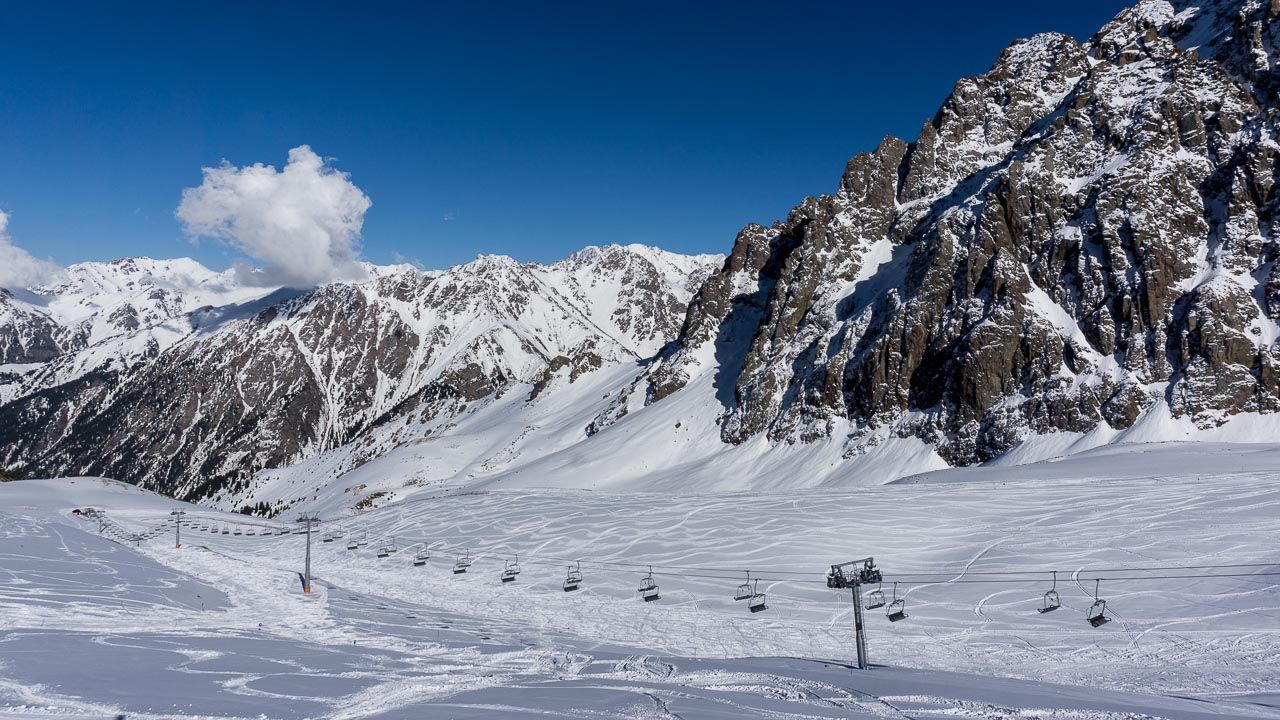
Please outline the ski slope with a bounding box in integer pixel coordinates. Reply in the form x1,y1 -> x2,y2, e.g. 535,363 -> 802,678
1,457 -> 1278,719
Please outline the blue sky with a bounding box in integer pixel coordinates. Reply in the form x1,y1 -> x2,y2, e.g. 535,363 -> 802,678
0,1 -> 1127,272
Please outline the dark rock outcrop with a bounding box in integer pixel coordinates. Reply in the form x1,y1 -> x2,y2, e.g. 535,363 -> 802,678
634,0 -> 1280,463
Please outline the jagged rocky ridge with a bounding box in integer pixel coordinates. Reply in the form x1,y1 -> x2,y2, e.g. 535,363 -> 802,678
625,0 -> 1280,464
0,246 -> 720,498
5,0 -> 1279,500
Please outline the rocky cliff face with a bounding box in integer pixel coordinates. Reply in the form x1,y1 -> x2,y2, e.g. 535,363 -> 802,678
634,0 -> 1280,464
0,246 -> 719,499
6,0 -> 1277,499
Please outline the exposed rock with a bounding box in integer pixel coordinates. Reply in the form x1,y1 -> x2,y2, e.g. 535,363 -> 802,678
0,246 -> 721,499
632,0 -> 1280,464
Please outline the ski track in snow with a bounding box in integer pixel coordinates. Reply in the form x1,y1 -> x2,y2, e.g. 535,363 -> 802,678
0,471 -> 1278,719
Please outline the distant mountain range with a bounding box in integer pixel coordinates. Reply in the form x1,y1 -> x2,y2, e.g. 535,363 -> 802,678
0,246 -> 721,500
4,0 -> 1280,511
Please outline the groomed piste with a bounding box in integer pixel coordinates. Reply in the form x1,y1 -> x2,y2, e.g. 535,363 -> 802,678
2,443 -> 1278,719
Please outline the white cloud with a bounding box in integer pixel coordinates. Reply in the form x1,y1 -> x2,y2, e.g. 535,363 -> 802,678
177,145 -> 373,287
0,210 -> 64,290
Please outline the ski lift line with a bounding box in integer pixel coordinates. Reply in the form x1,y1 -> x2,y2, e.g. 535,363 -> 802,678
879,571 -> 1280,584
875,562 -> 1280,577
123,511 -> 1275,587
284,513 -> 1277,578
337,528 -> 1280,578
356,536 -> 1280,582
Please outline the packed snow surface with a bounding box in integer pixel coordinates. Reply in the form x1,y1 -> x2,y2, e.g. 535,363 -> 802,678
2,447 -> 1279,719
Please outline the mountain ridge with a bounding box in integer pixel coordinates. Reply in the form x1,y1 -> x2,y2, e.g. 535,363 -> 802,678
0,244 -> 723,499
5,0 -> 1280,509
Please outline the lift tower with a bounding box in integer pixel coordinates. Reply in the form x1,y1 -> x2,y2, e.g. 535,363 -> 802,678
297,513 -> 321,594
170,510 -> 186,549
826,558 -> 883,670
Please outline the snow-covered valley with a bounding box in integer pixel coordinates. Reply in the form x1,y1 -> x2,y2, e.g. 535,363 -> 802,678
2,444 -> 1277,719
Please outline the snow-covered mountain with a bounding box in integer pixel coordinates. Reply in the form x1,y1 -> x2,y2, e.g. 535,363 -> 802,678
0,246 -> 722,500
611,0 -> 1280,464
6,0 -> 1280,510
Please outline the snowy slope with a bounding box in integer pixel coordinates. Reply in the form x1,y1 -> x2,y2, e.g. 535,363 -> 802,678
2,449 -> 1278,718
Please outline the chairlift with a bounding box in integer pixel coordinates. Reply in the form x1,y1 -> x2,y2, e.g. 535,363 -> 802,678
886,582 -> 906,621
332,528 -> 344,539
453,550 -> 472,574
246,528 -> 257,536
347,538 -> 359,551
865,580 -> 886,610
734,571 -> 753,601
357,532 -> 368,547
322,532 -> 333,543
232,527 -> 242,536
413,545 -> 430,566
563,561 -> 582,592
1038,571 -> 1061,613
278,528 -> 288,535
221,525 -> 230,535
1086,579 -> 1108,627
747,579 -> 767,613
638,566 -> 660,602
500,555 -> 521,583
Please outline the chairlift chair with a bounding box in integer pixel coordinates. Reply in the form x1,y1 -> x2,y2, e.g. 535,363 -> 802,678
638,566 -> 660,602
322,532 -> 333,543
233,527 -> 242,536
221,525 -> 230,535
865,580 -> 886,610
413,545 -> 430,566
886,582 -> 906,621
453,551 -> 472,574
734,572 -> 753,601
246,528 -> 257,536
357,532 -> 368,547
347,538 -> 359,551
563,561 -> 582,592
1086,579 -> 1108,627
332,528 -> 344,539
747,579 -> 767,613
500,555 -> 521,582
1038,571 -> 1061,613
